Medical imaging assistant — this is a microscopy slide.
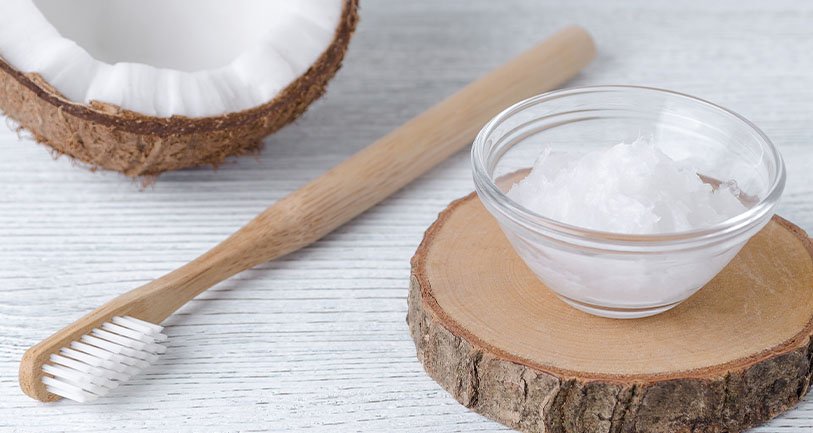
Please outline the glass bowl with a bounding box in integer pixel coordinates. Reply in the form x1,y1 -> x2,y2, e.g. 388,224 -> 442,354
471,85 -> 786,318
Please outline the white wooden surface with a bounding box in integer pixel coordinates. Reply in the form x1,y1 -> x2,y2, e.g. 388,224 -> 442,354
2,1 -> 813,431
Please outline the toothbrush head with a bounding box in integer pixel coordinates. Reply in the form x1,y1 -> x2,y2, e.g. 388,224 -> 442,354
27,316 -> 167,403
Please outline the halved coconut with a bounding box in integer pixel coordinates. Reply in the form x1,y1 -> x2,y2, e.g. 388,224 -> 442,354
0,0 -> 359,176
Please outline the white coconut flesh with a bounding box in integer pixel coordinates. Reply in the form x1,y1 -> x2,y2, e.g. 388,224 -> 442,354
0,0 -> 344,118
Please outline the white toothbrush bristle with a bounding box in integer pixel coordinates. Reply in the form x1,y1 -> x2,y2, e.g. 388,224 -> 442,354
42,316 -> 167,403
112,316 -> 167,341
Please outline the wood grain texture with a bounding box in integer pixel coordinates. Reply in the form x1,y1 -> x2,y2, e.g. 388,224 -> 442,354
408,192 -> 813,433
1,0 -> 813,431
17,25 -> 595,403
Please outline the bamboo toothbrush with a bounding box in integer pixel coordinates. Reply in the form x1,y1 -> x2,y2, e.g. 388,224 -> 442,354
20,26 -> 595,402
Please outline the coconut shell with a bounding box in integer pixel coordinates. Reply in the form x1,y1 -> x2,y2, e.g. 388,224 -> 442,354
0,0 -> 359,177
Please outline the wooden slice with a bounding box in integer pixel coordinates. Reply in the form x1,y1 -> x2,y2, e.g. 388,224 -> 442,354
407,192 -> 813,433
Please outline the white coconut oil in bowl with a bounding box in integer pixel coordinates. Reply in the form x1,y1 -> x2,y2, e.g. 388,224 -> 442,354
471,86 -> 786,318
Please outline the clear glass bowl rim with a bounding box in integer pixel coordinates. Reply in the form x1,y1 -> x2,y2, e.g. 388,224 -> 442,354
471,85 -> 787,246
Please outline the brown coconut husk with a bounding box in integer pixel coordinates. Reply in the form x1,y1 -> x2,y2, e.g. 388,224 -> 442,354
0,0 -> 359,177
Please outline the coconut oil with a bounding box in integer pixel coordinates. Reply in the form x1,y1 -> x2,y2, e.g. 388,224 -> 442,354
498,138 -> 751,314
472,86 -> 784,318
506,138 -> 747,234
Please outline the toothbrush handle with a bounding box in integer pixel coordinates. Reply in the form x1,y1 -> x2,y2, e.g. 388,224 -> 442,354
21,26 -> 594,402
155,25 -> 595,315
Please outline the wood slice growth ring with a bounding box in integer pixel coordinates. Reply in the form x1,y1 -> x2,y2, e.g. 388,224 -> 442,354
407,192 -> 813,433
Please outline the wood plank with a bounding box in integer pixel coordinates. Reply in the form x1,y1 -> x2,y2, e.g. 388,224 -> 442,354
1,0 -> 813,431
